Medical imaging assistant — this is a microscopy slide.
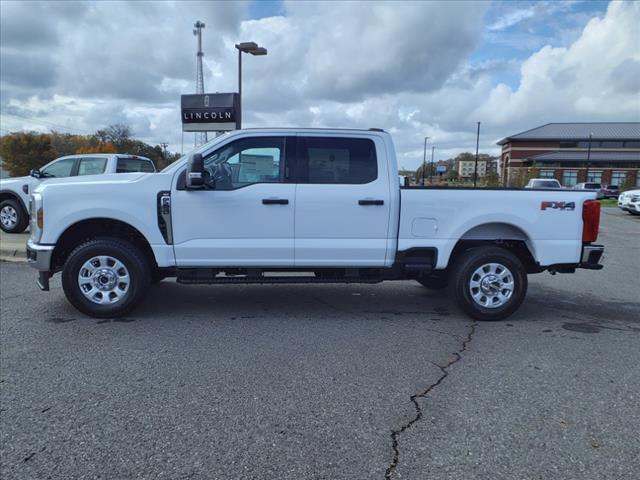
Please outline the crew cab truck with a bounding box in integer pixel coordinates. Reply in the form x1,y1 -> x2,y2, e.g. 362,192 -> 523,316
26,129 -> 604,321
0,154 -> 155,233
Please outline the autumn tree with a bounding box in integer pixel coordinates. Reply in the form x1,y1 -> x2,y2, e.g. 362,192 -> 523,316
95,124 -> 132,150
0,132 -> 56,176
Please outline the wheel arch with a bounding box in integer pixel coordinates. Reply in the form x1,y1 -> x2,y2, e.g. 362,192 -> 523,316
0,189 -> 28,214
51,218 -> 158,272
447,222 -> 540,274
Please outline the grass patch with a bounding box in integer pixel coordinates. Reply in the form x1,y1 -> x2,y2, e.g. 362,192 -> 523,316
599,199 -> 618,208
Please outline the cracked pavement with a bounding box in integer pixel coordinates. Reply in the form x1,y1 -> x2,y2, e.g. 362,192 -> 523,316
1,209 -> 639,479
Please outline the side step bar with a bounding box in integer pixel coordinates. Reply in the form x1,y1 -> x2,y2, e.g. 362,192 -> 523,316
176,271 -> 383,285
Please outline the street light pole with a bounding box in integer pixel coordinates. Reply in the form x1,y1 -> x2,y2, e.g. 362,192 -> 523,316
422,136 -> 430,186
237,48 -> 242,130
235,42 -> 268,130
430,145 -> 435,185
473,121 -> 481,187
585,132 -> 593,182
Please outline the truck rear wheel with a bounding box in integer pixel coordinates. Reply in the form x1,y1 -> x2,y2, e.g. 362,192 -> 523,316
62,238 -> 151,318
449,246 -> 527,321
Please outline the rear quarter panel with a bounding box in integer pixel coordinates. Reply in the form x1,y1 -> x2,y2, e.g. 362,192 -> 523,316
399,188 -> 597,269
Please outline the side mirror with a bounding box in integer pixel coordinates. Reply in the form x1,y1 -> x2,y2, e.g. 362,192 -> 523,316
185,153 -> 204,189
30,169 -> 42,179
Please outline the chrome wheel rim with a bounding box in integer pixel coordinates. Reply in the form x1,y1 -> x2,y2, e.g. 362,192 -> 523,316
469,262 -> 514,309
0,205 -> 18,228
78,256 -> 130,305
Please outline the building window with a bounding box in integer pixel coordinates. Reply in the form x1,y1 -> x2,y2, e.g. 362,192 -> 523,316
636,171 -> 640,187
611,171 -> 627,186
559,141 -> 577,148
562,170 -> 578,187
625,141 -> 640,148
586,171 -> 602,183
539,170 -> 555,178
600,141 -> 624,148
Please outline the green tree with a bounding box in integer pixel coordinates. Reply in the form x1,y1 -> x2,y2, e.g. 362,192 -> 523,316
484,171 -> 500,187
0,132 -> 56,176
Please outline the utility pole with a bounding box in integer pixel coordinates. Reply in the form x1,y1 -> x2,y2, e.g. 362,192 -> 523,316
430,146 -> 435,185
585,132 -> 593,182
422,136 -> 430,186
193,21 -> 207,146
473,121 -> 481,187
160,142 -> 169,168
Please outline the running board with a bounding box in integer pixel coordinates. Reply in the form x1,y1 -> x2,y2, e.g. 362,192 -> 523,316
176,271 -> 382,285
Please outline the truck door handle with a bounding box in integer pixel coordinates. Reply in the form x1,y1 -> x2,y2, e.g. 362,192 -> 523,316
262,198 -> 289,205
358,199 -> 384,206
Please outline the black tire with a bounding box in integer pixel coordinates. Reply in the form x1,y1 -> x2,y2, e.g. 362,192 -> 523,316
449,246 -> 527,321
416,274 -> 448,290
0,199 -> 29,233
62,238 -> 151,318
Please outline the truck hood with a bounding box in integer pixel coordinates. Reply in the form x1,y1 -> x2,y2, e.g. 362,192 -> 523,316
34,172 -> 149,193
0,176 -> 30,188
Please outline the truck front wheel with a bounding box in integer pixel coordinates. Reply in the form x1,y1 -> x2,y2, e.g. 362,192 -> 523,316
62,238 -> 151,318
0,199 -> 28,233
449,246 -> 527,321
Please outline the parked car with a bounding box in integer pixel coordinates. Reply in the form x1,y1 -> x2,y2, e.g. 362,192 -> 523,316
0,154 -> 155,233
573,182 -> 604,199
27,128 -> 604,321
525,178 -> 562,189
601,185 -> 620,199
618,189 -> 640,215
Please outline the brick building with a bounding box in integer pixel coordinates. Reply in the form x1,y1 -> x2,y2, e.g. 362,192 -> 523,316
497,123 -> 640,188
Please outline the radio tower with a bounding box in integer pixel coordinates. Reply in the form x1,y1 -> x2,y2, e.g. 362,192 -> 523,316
193,21 -> 207,146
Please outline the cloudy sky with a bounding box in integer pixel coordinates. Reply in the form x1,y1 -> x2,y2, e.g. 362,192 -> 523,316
1,0 -> 639,169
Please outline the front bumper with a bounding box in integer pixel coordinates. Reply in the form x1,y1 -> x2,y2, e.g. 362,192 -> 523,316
26,239 -> 54,291
580,244 -> 604,270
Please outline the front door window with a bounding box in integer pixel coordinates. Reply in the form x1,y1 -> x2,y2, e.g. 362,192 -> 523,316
40,158 -> 75,178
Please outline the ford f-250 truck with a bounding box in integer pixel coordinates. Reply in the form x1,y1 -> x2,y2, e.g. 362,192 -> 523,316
26,128 -> 604,320
0,154 -> 155,233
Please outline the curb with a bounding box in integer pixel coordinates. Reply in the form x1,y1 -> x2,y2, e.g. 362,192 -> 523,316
0,248 -> 27,262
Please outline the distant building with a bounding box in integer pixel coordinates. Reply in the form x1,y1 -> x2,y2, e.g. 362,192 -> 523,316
497,123 -> 640,187
457,159 -> 487,178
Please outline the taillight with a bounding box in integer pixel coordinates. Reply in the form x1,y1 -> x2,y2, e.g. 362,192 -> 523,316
582,200 -> 600,243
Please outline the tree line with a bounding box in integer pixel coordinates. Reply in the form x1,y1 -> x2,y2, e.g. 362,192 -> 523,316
0,124 -> 181,177
409,152 -> 500,186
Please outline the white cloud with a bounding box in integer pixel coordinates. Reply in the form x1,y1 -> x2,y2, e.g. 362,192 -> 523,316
1,1 -> 638,167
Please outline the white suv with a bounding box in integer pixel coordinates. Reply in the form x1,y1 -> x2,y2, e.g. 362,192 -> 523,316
618,189 -> 640,215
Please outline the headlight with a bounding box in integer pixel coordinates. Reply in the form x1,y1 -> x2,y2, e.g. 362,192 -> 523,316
29,193 -> 43,243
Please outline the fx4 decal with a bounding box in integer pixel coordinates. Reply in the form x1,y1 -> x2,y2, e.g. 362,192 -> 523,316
541,201 -> 576,211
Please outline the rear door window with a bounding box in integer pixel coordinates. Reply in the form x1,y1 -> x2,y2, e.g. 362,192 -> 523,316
116,157 -> 156,173
77,157 -> 108,176
296,137 -> 377,184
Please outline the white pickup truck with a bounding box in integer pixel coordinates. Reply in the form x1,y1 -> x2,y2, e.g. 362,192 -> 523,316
26,128 -> 604,320
0,154 -> 155,233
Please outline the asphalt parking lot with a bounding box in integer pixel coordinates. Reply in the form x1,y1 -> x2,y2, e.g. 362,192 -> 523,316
1,209 -> 639,480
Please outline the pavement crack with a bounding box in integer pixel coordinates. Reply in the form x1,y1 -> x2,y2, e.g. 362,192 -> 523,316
385,321 -> 477,479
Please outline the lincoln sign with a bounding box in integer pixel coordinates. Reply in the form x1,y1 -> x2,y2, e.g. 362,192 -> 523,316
181,93 -> 238,132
